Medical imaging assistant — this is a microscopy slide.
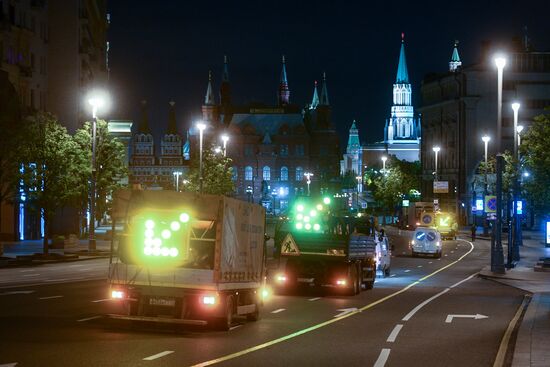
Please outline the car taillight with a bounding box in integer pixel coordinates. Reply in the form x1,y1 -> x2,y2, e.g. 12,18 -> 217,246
202,295 -> 216,305
336,279 -> 346,286
111,290 -> 124,299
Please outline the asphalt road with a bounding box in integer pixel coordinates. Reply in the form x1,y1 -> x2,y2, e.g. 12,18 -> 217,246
0,230 -> 526,367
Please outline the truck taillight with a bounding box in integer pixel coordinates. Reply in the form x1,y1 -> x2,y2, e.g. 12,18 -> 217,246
202,295 -> 216,305
336,279 -> 346,286
111,290 -> 125,299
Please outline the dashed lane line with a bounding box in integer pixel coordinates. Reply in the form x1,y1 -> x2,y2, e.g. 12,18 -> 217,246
308,297 -> 321,301
77,315 -> 102,322
22,274 -> 40,277
38,295 -> 63,300
143,351 -> 174,361
386,324 -> 403,343
373,349 -> 391,367
404,270 -> 411,273
229,325 -> 243,331
271,308 -> 286,314
91,298 -> 111,303
188,240 -> 475,367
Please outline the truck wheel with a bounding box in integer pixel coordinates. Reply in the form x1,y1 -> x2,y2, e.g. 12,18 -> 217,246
356,263 -> 362,293
411,251 -> 417,258
346,266 -> 358,296
384,267 -> 391,277
246,300 -> 260,322
365,280 -> 374,290
217,296 -> 234,331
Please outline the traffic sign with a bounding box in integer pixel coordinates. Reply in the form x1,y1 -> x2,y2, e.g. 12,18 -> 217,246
485,196 -> 497,213
420,213 -> 434,226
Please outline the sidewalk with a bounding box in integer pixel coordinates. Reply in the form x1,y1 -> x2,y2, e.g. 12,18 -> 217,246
477,230 -> 550,367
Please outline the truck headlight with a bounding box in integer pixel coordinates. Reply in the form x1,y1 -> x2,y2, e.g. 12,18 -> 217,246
111,290 -> 125,299
202,295 -> 216,305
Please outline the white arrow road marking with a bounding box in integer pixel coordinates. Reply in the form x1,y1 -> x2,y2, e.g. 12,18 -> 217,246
143,351 -> 174,361
333,308 -> 358,318
373,348 -> 391,367
386,324 -> 403,342
271,308 -> 286,314
39,295 -> 63,300
77,315 -> 102,322
308,297 -> 321,301
445,314 -> 488,323
0,290 -> 35,296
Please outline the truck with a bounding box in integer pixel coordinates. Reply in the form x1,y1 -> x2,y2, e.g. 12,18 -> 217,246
107,189 -> 267,330
272,197 -> 389,295
434,212 -> 458,240
403,201 -> 435,229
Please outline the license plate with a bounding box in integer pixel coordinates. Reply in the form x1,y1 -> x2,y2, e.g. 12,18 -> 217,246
149,297 -> 175,307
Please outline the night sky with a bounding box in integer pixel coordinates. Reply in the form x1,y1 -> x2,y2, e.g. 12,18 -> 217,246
107,0 -> 550,148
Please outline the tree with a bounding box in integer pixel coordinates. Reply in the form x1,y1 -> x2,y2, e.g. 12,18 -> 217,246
184,146 -> 235,195
74,120 -> 128,230
16,112 -> 86,253
520,113 -> 550,216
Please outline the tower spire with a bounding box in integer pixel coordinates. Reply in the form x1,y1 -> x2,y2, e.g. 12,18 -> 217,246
310,80 -> 319,109
220,55 -> 231,106
278,55 -> 290,106
204,70 -> 215,106
167,101 -> 177,134
320,72 -> 330,106
449,40 -> 462,72
396,33 -> 409,84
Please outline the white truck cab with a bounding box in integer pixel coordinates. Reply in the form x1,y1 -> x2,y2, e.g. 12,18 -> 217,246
410,227 -> 442,258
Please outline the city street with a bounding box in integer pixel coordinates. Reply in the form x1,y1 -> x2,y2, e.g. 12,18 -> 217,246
0,232 -> 526,367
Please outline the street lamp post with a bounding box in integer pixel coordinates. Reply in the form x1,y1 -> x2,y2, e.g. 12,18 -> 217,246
495,57 -> 506,153
517,125 -> 524,149
87,94 -> 107,252
197,122 -> 206,193
304,172 -> 314,196
173,171 -> 182,192
511,103 -> 522,261
221,134 -> 229,157
432,146 -> 440,181
381,156 -> 387,175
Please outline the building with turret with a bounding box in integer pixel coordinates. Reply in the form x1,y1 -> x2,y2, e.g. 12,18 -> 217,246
362,34 -> 421,168
191,56 -> 340,213
340,120 -> 361,175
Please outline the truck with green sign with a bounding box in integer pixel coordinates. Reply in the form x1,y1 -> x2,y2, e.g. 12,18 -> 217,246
272,197 -> 389,295
107,190 -> 267,330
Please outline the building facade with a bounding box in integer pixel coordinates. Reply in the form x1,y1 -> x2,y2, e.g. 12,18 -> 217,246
192,57 -> 340,213
363,35 -> 421,168
420,41 -> 550,223
340,120 -> 361,175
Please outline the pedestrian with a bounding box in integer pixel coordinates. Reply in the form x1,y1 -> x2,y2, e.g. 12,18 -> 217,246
470,223 -> 476,242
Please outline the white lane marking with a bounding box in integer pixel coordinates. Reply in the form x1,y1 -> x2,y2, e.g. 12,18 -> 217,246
402,289 -> 450,321
77,315 -> 102,322
271,308 -> 286,314
39,295 -> 63,300
19,269 -> 35,272
444,254 -> 448,257
386,324 -> 403,342
45,279 -> 70,282
143,351 -> 174,361
91,298 -> 111,303
69,264 -> 85,267
333,308 -> 358,318
390,274 -> 396,277
402,271 -> 478,322
0,290 -> 35,296
0,362 -> 18,367
229,325 -> 242,331
22,273 -> 40,277
404,270 -> 411,273
451,251 -> 454,254
445,314 -> 488,323
308,297 -> 321,301
417,265 -> 422,268
373,348 -> 391,367
77,268 -> 91,271
428,262 -> 433,264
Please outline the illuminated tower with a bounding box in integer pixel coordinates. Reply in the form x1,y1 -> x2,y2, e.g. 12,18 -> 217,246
449,40 -> 462,72
201,70 -> 218,123
385,33 -> 418,142
278,55 -> 290,106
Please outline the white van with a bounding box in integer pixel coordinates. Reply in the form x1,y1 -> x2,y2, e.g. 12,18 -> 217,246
375,230 -> 391,276
410,227 -> 442,258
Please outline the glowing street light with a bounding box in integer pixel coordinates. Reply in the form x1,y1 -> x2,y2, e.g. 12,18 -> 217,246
304,172 -> 314,196
481,135 -> 491,165
196,121 -> 206,193
173,171 -> 182,192
221,134 -> 229,157
87,91 -> 109,251
381,156 -> 387,175
432,146 -> 440,181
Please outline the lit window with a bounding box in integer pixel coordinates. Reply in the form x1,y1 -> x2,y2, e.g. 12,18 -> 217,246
280,166 -> 288,181
295,166 -> 303,181
263,166 -> 271,181
245,166 -> 253,181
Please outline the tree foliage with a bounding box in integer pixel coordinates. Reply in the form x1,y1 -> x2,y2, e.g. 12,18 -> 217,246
74,120 -> 128,225
16,112 -> 86,252
520,113 -> 550,215
184,146 -> 234,195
